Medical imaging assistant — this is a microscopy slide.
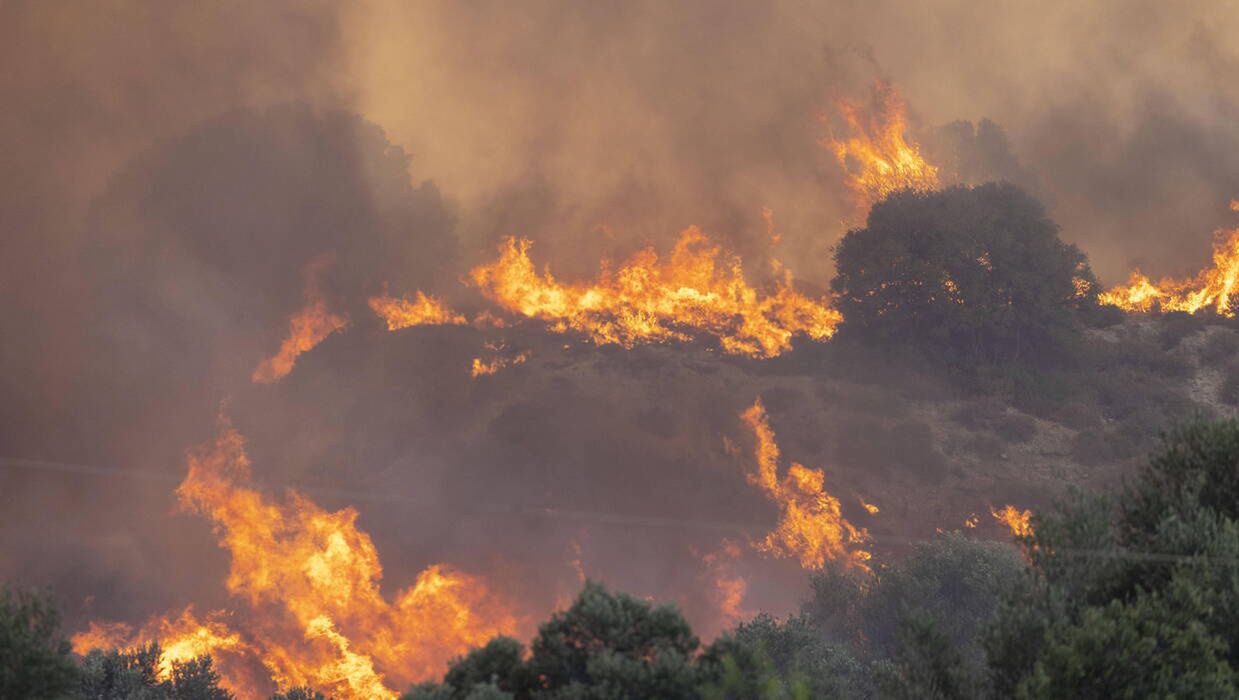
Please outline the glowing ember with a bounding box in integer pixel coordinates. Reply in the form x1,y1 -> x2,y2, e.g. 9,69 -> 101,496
991,504 -> 1033,538
253,258 -> 349,384
1100,207 -> 1239,316
827,80 -> 940,215
469,227 -> 841,358
739,400 -> 871,570
368,291 -> 467,330
860,499 -> 880,515
78,421 -> 517,699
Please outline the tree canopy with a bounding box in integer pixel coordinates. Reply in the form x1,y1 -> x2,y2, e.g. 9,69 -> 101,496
831,184 -> 1098,364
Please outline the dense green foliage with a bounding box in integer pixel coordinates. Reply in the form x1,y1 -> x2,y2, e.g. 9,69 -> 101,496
985,420 -> 1239,697
407,581 -> 701,700
78,642 -> 233,699
0,586 -> 79,699
831,184 -> 1098,365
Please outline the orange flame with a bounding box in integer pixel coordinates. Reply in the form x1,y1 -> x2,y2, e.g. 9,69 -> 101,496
72,608 -> 258,697
828,80 -> 940,214
469,227 -> 841,358
990,504 -> 1033,538
471,351 -> 528,378
79,422 -> 516,699
1100,208 -> 1239,316
700,540 -> 750,633
253,258 -> 349,384
739,400 -> 871,570
368,291 -> 467,330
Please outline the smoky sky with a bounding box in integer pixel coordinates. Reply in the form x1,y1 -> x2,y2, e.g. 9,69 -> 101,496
3,0 -> 1238,646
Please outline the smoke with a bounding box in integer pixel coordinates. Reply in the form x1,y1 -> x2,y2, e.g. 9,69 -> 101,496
3,0 -> 1238,681
340,0 -> 1239,281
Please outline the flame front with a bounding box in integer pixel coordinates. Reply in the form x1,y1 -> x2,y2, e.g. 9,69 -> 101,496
1100,214 -> 1239,316
368,291 -> 467,330
991,504 -> 1033,538
828,80 -> 940,215
78,422 -> 516,699
739,400 -> 871,570
253,258 -> 349,384
470,227 -> 841,358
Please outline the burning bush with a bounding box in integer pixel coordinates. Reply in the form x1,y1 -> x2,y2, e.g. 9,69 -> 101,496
831,183 -> 1098,365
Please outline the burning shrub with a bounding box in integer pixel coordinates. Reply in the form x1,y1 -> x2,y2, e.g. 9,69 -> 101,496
831,183 -> 1098,365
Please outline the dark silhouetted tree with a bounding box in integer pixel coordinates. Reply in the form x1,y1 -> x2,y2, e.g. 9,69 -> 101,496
831,183 -> 1098,364
0,586 -> 78,699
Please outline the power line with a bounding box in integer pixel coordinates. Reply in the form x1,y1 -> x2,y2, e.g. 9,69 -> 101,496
4,455 -> 1238,565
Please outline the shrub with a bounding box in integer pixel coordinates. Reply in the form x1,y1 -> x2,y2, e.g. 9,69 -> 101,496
1200,329 -> 1239,366
1220,363 -> 1239,406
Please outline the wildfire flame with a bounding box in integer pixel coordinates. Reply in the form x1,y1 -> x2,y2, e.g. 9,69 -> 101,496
469,227 -> 841,358
77,421 -> 516,699
253,258 -> 349,384
471,351 -> 529,378
739,400 -> 871,570
700,540 -> 750,633
368,291 -> 467,330
828,80 -> 940,215
991,504 -> 1033,538
1099,204 -> 1239,316
72,608 -> 257,696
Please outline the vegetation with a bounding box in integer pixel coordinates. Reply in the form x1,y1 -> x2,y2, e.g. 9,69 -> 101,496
831,184 -> 1099,366
78,642 -> 233,699
0,586 -> 78,699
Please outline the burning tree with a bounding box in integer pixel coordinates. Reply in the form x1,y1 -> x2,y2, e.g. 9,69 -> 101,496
831,183 -> 1098,364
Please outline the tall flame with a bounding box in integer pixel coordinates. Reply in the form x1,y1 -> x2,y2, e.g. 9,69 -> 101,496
991,504 -> 1033,538
368,291 -> 467,330
253,258 -> 349,384
469,227 -> 841,358
739,400 -> 871,570
1099,205 -> 1239,316
828,80 -> 940,214
77,422 -> 517,699
699,540 -> 750,635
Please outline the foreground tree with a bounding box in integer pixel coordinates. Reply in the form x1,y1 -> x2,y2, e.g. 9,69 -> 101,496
0,586 -> 78,699
985,419 -> 1239,697
831,184 -> 1098,364
78,642 -> 234,700
408,581 -> 700,699
698,613 -> 866,699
